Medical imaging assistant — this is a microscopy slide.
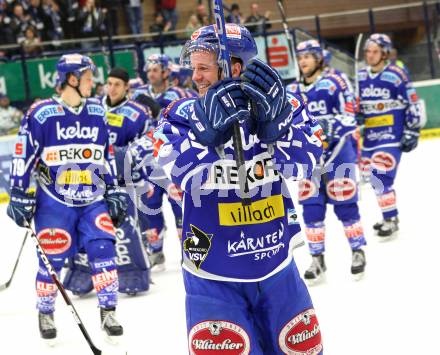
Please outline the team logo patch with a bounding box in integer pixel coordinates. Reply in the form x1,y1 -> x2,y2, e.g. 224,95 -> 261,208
167,183 -> 183,201
37,228 -> 72,255
188,320 -> 251,354
326,178 -> 356,201
278,308 -> 322,355
371,151 -> 396,172
183,224 -> 212,269
95,213 -> 115,236
298,179 -> 317,201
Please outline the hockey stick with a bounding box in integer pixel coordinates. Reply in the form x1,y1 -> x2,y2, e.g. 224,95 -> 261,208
0,231 -> 28,291
213,0 -> 251,205
24,222 -> 103,355
276,0 -> 300,81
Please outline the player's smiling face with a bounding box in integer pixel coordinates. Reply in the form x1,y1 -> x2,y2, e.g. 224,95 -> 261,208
298,53 -> 318,77
107,77 -> 128,104
190,50 -> 219,96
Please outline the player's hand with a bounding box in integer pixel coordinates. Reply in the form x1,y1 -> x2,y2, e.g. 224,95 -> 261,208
7,187 -> 36,228
190,78 -> 250,147
105,188 -> 128,228
400,128 -> 419,152
241,58 -> 287,122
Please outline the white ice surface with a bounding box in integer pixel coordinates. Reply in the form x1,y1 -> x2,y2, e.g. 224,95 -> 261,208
1,138 -> 439,355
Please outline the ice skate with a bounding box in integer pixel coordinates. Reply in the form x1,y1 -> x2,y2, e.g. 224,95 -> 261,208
148,251 -> 165,272
351,249 -> 366,281
39,312 -> 57,346
101,307 -> 123,344
304,254 -> 326,285
376,217 -> 399,239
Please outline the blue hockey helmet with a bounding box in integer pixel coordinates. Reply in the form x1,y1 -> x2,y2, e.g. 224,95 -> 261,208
56,54 -> 96,87
364,33 -> 392,54
296,39 -> 323,60
180,23 -> 258,69
323,49 -> 332,66
169,63 -> 193,86
144,53 -> 171,72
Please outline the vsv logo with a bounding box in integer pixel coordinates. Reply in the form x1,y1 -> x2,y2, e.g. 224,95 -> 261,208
361,85 -> 391,99
56,121 -> 99,142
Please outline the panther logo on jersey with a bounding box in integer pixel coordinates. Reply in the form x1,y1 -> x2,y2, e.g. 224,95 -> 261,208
184,224 -> 212,270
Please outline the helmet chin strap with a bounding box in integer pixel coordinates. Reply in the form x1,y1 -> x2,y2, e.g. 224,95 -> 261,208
66,74 -> 84,100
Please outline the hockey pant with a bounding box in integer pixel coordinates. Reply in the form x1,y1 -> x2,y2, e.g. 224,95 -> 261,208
63,193 -> 150,296
138,182 -> 183,254
360,147 -> 401,219
34,189 -> 118,313
299,143 -> 366,255
184,262 -> 323,355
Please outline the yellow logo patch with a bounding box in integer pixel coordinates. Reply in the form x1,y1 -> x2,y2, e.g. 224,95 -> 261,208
106,112 -> 124,127
57,170 -> 92,185
218,195 -> 285,226
365,114 -> 394,128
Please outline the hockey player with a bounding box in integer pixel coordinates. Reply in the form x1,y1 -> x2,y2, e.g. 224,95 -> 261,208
149,24 -> 324,353
287,40 -> 367,283
358,34 -> 421,238
63,67 -> 151,296
6,54 -> 127,340
132,54 -> 185,270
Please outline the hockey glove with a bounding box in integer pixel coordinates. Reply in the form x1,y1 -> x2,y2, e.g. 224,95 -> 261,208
105,187 -> 128,228
7,187 -> 36,228
400,128 -> 420,153
241,58 -> 287,122
190,78 -> 250,147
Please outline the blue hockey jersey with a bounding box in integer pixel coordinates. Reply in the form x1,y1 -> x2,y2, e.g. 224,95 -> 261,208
131,84 -> 192,110
287,71 -> 357,163
10,97 -> 117,206
152,95 -> 323,282
101,96 -> 150,147
358,63 -> 421,151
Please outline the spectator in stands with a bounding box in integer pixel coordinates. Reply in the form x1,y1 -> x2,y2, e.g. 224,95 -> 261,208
149,11 -> 174,43
226,3 -> 242,24
102,0 -> 120,36
244,3 -> 271,34
77,0 -> 107,47
27,0 -> 46,37
0,93 -> 22,136
22,25 -> 42,55
0,5 -> 16,58
59,0 -> 80,39
123,0 -> 143,35
10,3 -> 35,44
42,0 -> 64,41
159,0 -> 177,32
185,14 -> 199,38
195,3 -> 209,27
